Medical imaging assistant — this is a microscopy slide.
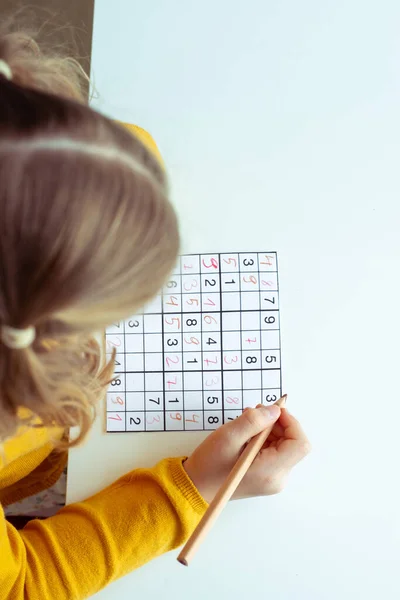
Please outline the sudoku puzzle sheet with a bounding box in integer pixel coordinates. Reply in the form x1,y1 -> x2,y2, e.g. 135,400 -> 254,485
106,252 -> 281,432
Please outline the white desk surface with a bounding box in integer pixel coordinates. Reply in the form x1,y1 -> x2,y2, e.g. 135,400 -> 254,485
68,1 -> 400,598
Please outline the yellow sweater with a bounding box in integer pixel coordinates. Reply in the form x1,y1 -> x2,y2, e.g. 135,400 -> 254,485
0,125 -> 208,599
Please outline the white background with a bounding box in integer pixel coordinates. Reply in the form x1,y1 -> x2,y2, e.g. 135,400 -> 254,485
68,1 -> 400,598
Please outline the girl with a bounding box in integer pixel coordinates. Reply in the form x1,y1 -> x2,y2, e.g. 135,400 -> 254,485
0,22 -> 310,600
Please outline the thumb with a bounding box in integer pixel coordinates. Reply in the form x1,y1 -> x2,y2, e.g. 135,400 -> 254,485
224,405 -> 281,447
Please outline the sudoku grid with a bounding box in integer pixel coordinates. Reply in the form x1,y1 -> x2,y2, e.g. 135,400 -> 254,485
106,252 -> 281,432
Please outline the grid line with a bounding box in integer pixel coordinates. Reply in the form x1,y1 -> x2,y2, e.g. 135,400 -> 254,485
217,253 -> 224,425
161,294 -> 166,431
143,326 -> 147,431
238,256 -> 244,415
106,251 -> 281,432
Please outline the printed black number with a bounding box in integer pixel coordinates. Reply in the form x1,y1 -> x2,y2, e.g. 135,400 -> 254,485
225,278 -> 235,285
149,397 -> 161,405
265,394 -> 277,403
111,378 -> 121,386
265,355 -> 277,363
130,417 -> 141,425
264,296 -> 276,304
206,337 -> 217,345
167,280 -> 177,288
186,318 -> 197,326
246,356 -> 257,364
207,396 -> 219,404
128,319 -> 140,328
205,279 -> 216,287
187,358 -> 198,364
112,322 -> 121,328
168,397 -> 179,403
243,258 -> 254,266
115,359 -> 121,367
167,338 -> 178,346
264,316 -> 275,324
208,416 -> 219,424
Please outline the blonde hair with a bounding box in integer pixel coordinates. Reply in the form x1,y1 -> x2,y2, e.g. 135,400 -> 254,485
0,16 -> 180,447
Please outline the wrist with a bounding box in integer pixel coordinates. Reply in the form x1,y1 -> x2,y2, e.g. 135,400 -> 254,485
183,457 -> 213,503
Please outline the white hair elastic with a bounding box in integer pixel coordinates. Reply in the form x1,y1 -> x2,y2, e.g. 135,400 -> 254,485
1,325 -> 36,349
0,60 -> 12,81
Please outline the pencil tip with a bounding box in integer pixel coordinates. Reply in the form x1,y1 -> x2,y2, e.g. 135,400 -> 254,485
275,394 -> 287,407
178,557 -> 188,566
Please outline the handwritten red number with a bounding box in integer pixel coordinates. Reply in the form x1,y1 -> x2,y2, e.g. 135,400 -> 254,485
226,396 -> 239,404
246,337 -> 257,344
111,396 -> 124,405
166,295 -> 179,306
202,258 -> 219,269
186,297 -> 199,306
165,317 -> 181,328
224,355 -> 238,364
107,337 -> 121,348
204,356 -> 218,365
243,275 -> 257,285
170,412 -> 182,421
167,377 -> 177,388
204,315 -> 217,325
186,414 -> 199,423
223,257 -> 237,267
260,255 -> 273,266
262,280 -> 273,287
166,356 -> 180,367
147,415 -> 161,425
184,336 -> 200,345
184,279 -> 198,291
108,413 -> 122,421
204,297 -> 216,306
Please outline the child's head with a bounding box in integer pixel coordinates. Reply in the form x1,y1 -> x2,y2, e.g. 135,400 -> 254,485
0,22 -> 179,446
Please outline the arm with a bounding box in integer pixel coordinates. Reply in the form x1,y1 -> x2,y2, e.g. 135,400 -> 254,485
1,457 -> 207,600
1,405 -> 310,600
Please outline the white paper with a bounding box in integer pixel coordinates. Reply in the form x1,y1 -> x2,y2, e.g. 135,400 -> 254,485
106,251 -> 281,432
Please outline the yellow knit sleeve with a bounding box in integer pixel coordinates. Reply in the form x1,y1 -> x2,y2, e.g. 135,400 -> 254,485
119,122 -> 164,164
0,457 -> 207,600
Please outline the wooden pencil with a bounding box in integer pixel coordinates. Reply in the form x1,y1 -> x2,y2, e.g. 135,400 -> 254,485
177,394 -> 287,566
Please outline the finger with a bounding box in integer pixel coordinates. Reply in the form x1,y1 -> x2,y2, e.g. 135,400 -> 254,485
270,421 -> 285,439
279,409 -> 308,442
274,409 -> 311,468
223,405 -> 281,448
261,422 -> 284,450
253,407 -> 283,446
263,424 -> 283,443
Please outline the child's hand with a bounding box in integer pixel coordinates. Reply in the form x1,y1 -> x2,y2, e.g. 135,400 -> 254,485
184,405 -> 310,503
